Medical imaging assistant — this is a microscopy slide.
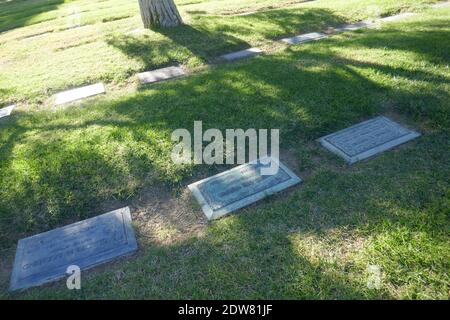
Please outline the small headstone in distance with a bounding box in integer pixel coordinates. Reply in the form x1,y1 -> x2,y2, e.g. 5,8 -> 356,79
221,48 -> 263,62
334,21 -> 371,32
379,13 -> 416,23
137,66 -> 185,84
188,157 -> 301,220
318,116 -> 421,164
432,2 -> 450,9
55,83 -> 105,105
9,207 -> 138,292
281,32 -> 328,45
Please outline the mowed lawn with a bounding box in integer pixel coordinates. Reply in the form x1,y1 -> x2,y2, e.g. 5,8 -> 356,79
0,0 -> 449,299
0,0 -> 443,105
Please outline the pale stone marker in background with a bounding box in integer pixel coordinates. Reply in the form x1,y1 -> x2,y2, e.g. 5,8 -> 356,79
55,83 -> 105,105
432,1 -> 450,9
318,116 -> 421,164
9,207 -> 138,291
379,13 -> 416,22
137,66 -> 185,84
221,48 -> 263,62
281,32 -> 328,45
188,157 -> 301,220
334,21 -> 372,32
0,105 -> 15,119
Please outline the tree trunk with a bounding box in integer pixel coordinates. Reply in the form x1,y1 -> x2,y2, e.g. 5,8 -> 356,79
138,0 -> 183,29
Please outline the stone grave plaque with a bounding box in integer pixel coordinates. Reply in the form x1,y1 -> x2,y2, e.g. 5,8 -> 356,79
9,207 -> 137,291
334,21 -> 371,32
221,48 -> 263,62
0,105 -> 14,119
126,28 -> 145,35
281,32 -> 327,45
137,66 -> 185,84
379,13 -> 416,23
318,116 -> 421,164
188,157 -> 301,220
432,2 -> 450,9
55,83 -> 105,105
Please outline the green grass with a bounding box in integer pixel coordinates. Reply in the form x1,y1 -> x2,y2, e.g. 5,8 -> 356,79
0,1 -> 449,299
0,0 -> 441,105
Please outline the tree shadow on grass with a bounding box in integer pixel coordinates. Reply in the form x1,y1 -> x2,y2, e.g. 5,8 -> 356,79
106,24 -> 250,71
2,21 -> 447,243
314,21 -> 450,128
233,6 -> 347,39
0,0 -> 64,33
5,127 -> 448,298
155,8 -> 346,55
12,204 -> 390,299
106,8 -> 347,70
351,22 -> 450,65
1,17 -> 449,298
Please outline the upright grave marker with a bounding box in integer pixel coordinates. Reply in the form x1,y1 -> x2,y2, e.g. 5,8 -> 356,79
189,157 -> 301,220
137,66 -> 185,84
318,116 -> 421,164
0,105 -> 15,119
10,207 -> 138,291
55,83 -> 105,105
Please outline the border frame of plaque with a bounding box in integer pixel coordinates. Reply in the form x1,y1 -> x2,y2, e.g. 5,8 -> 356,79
318,116 -> 421,164
188,157 -> 302,221
9,207 -> 138,292
137,65 -> 186,84
55,82 -> 105,105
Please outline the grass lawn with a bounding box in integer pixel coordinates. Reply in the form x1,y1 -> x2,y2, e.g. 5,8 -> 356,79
0,0 -> 449,299
0,0 -> 442,105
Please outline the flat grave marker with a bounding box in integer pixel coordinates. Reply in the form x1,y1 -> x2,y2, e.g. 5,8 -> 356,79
188,157 -> 301,220
318,116 -> 421,164
126,28 -> 145,35
0,105 -> 15,119
55,83 -> 105,105
432,1 -> 450,8
379,13 -> 416,23
137,66 -> 185,84
221,48 -> 263,62
334,21 -> 371,32
10,207 -> 138,291
281,32 -> 328,45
